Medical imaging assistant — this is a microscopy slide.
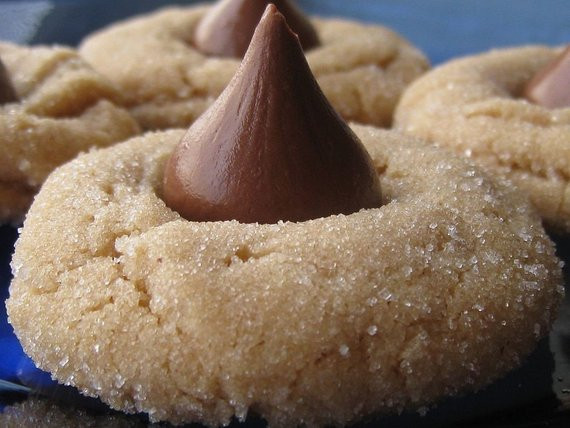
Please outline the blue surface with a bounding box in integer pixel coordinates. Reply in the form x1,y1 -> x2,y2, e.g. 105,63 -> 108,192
0,0 -> 569,64
0,226 -> 20,384
299,0 -> 570,64
0,0 -> 569,424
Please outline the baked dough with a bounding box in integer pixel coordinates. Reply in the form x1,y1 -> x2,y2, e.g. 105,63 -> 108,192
7,126 -> 563,427
0,397 -> 144,427
0,42 -> 141,224
78,6 -> 429,130
394,45 -> 570,233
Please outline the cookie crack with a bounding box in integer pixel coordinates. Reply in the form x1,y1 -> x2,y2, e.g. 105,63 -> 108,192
27,254 -> 113,296
23,55 -> 119,119
223,245 -> 274,267
83,295 -> 115,313
18,50 -> 77,97
113,257 -> 156,316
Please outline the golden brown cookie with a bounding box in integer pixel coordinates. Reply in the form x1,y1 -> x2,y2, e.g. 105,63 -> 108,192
78,5 -> 429,130
7,125 -> 563,427
0,41 -> 141,223
394,45 -> 570,233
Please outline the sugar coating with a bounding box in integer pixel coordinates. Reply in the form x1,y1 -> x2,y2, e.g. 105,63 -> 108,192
0,41 -> 141,224
0,397 -> 146,427
7,126 -> 564,427
394,45 -> 570,233
78,6 -> 429,130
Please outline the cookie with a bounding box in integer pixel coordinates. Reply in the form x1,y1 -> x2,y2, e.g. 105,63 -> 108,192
78,5 -> 429,130
394,45 -> 570,233
7,125 -> 564,427
0,397 -> 145,428
0,41 -> 141,224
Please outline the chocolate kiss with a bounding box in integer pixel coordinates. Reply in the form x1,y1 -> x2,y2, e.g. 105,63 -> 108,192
194,0 -> 319,58
0,57 -> 18,104
163,5 -> 382,224
524,45 -> 570,109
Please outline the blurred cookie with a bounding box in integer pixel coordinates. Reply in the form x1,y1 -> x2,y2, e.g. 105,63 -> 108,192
79,3 -> 429,130
0,42 -> 140,223
394,45 -> 570,233
0,397 -> 147,428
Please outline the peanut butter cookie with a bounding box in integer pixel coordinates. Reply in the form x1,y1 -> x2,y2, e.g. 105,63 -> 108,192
395,45 -> 570,233
7,125 -> 563,426
0,41 -> 140,223
79,5 -> 428,130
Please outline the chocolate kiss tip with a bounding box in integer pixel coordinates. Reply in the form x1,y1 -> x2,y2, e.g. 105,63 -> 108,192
524,45 -> 570,109
194,0 -> 320,58
163,5 -> 382,224
0,57 -> 18,105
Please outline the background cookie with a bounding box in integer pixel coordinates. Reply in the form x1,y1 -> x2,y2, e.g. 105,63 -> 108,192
7,126 -> 563,426
394,45 -> 570,233
0,42 -> 141,223
78,5 -> 429,130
